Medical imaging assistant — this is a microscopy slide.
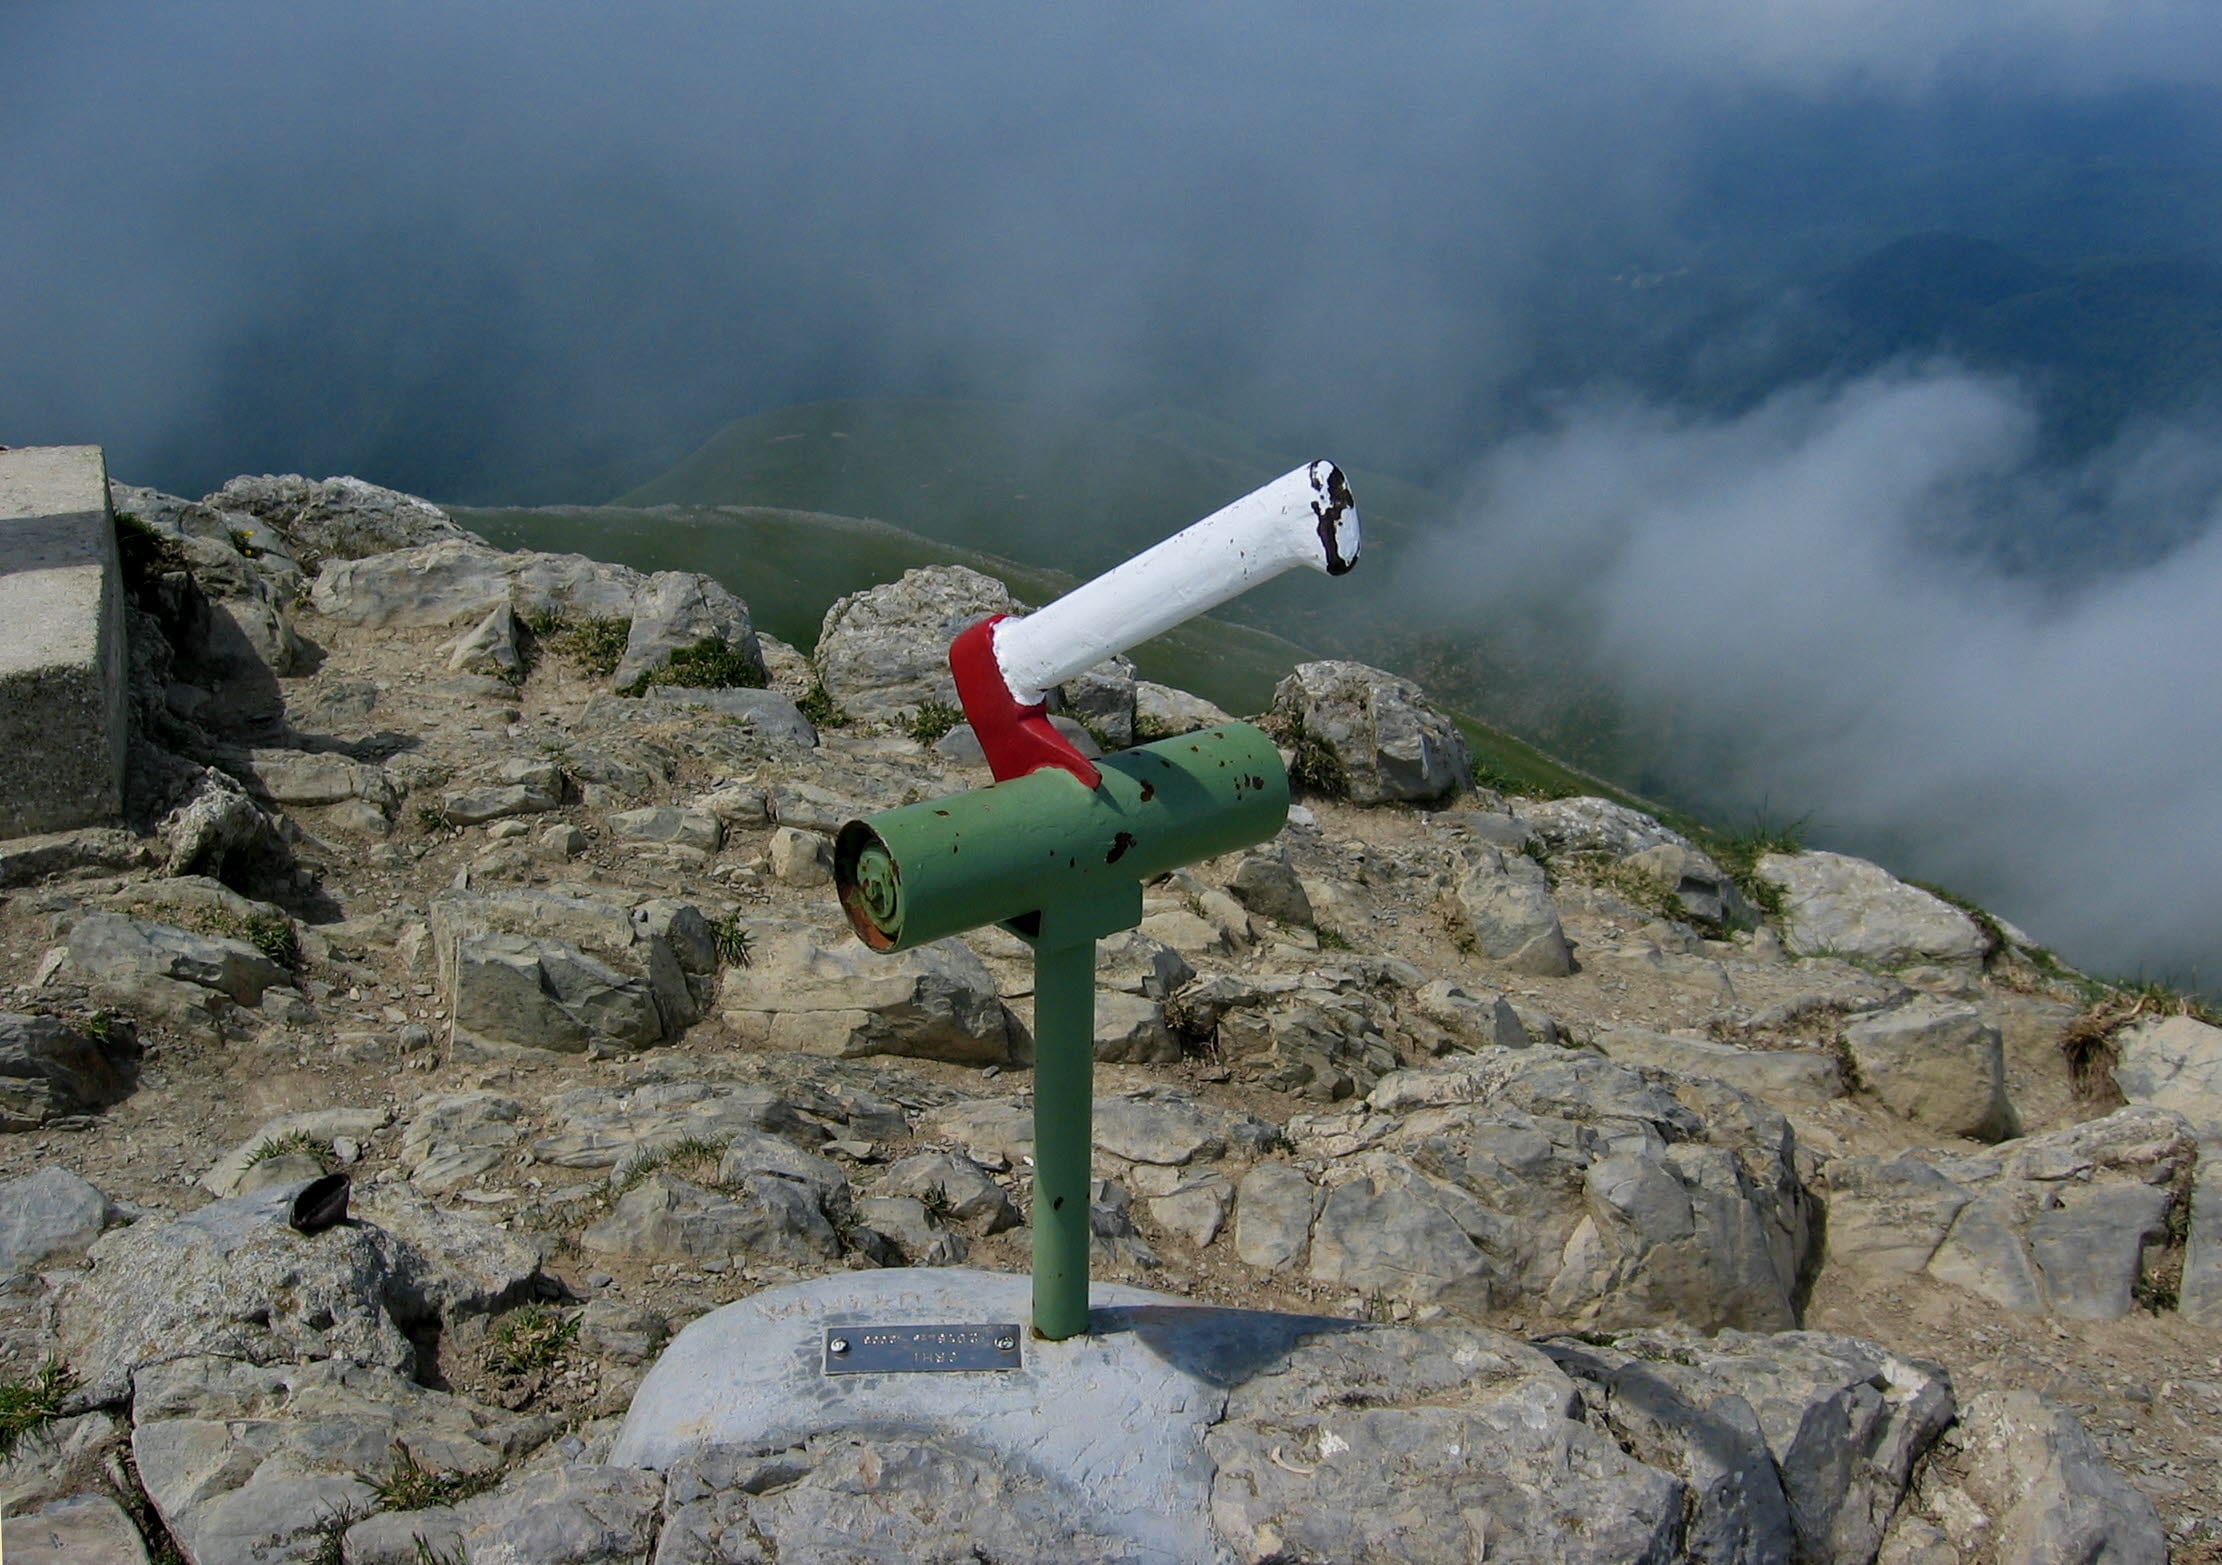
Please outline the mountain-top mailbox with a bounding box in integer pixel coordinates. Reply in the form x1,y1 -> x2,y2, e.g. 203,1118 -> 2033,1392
835,462 -> 1359,1340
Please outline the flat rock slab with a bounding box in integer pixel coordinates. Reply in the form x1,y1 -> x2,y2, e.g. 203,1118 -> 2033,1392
611,1268 -> 1353,1564
0,446 -> 127,837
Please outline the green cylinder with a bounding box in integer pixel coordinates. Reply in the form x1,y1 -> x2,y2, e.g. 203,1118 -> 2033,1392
1030,937 -> 1096,1340
835,722 -> 1289,952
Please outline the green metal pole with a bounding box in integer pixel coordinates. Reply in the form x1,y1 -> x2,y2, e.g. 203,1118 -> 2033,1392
1030,931 -> 1097,1341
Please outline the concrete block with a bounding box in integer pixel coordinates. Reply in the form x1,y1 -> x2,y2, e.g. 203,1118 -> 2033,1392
612,1267 -> 1353,1563
0,447 -> 128,837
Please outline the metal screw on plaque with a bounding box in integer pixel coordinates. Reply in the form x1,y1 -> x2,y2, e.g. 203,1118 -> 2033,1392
834,463 -> 1361,1342
829,1337 -> 850,1356
994,1332 -> 1018,1351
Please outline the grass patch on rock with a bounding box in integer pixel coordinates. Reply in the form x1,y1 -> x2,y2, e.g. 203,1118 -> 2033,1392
369,1441 -> 503,1513
526,611 -> 632,679
0,1358 -> 77,1461
620,635 -> 766,696
484,1304 -> 578,1376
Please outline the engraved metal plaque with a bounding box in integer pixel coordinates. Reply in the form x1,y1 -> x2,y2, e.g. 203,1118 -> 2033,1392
823,1322 -> 1023,1375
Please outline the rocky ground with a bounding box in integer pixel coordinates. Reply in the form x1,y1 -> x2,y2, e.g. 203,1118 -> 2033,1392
1,472 -> 2217,1561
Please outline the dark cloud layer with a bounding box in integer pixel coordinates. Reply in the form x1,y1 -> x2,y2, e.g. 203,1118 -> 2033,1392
6,2 -> 2222,981
9,2 -> 2218,498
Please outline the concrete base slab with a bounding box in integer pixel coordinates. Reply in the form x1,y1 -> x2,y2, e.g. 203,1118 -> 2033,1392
0,446 -> 127,838
611,1267 -> 1351,1564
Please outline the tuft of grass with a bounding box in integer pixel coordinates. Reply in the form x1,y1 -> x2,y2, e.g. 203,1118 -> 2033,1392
904,700 -> 964,746
2059,980 -> 2219,1101
416,803 -> 453,835
0,1357 -> 76,1461
244,1128 -> 341,1174
1315,927 -> 1354,952
296,1499 -> 374,1565
1273,712 -> 1349,801
529,613 -> 632,679
192,908 -> 301,969
370,1442 -> 502,1513
708,912 -> 754,967
1581,854 -> 1688,926
413,1538 -> 471,1565
918,1184 -> 954,1222
485,1304 -> 578,1375
85,1008 -> 116,1045
614,1134 -> 730,1193
1703,811 -> 1806,928
797,683 -> 849,729
620,635 -> 766,697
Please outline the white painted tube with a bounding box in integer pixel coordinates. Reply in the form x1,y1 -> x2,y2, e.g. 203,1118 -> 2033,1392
992,460 -> 1360,705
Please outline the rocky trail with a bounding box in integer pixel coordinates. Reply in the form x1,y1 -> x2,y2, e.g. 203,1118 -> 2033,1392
1,471 -> 2215,1561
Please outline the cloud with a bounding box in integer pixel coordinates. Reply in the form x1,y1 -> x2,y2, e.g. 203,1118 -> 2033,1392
5,3 -> 2216,499
1411,367 -> 2222,979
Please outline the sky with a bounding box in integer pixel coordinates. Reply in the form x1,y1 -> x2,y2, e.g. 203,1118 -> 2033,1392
5,1 -> 2221,981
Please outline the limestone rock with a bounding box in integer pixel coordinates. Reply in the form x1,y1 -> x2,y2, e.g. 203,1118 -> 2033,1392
3,1494 -> 150,1565
1414,979 -> 1531,1053
815,565 -> 1014,720
767,825 -> 831,886
206,473 -> 471,565
134,1354 -> 524,1565
608,805 -> 723,854
876,1152 -> 1019,1234
1515,796 -> 1691,858
1621,841 -> 1753,928
432,887 -> 710,1055
398,1091 -> 524,1197
1093,990 -> 1180,1063
0,1167 -> 114,1276
1149,1173 -> 1234,1247
1233,1163 -> 1317,1272
723,927 -> 1016,1065
1054,655 -> 1138,748
310,539 -> 634,630
1133,680 -> 1232,740
157,767 -> 279,879
611,570 -> 764,693
642,684 -> 817,746
1173,970 -> 1408,1100
527,1078 -> 816,1172
2180,1156 -> 2222,1327
1545,1329 -> 1954,1565
445,600 -> 525,680
1446,845 -> 1573,976
1757,851 -> 1989,966
1935,1390 -> 2167,1565
200,1106 -> 388,1197
1595,1027 -> 1844,1108
240,748 -> 398,812
1227,853 -> 1315,928
1093,1086 -> 1278,1167
0,1013 -> 138,1130
345,1461 -> 664,1565
655,1434 -> 1126,1565
58,1183 -> 417,1404
1267,659 -> 1471,805
582,1171 -> 841,1265
1844,997 -> 2014,1141
1206,1324 -> 1685,1563
1297,1049 -> 1813,1331
67,911 -> 285,1006
1831,1106 -> 2195,1319
2111,1013 -> 2222,1137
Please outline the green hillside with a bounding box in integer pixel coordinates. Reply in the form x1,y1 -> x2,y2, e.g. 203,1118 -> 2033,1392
613,398 -> 1440,583
453,499 -> 1639,814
